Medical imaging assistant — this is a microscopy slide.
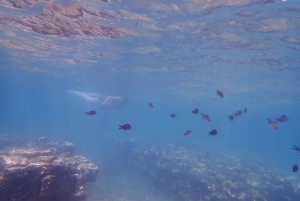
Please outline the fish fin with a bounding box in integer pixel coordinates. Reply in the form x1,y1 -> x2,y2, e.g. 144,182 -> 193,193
293,145 -> 299,150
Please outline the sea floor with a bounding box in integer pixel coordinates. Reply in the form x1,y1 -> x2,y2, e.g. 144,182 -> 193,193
85,165 -> 173,201
83,144 -> 300,201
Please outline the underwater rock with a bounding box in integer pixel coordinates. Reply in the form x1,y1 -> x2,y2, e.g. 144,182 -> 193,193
120,144 -> 300,201
0,138 -> 98,201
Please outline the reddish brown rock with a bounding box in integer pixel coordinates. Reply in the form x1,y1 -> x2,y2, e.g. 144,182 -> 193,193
0,139 -> 98,201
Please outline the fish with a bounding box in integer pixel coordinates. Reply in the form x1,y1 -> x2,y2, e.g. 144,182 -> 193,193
119,123 -> 131,130
293,164 -> 298,173
148,103 -> 154,108
201,113 -> 211,122
267,118 -> 277,130
217,90 -> 224,98
292,145 -> 300,153
234,110 -> 242,116
244,108 -> 247,113
192,108 -> 199,114
228,115 -> 234,121
209,129 -> 218,136
85,110 -> 96,116
184,130 -> 191,136
170,113 -> 176,118
275,115 -> 289,122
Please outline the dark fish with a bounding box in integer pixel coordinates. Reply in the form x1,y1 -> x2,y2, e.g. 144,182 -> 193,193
275,115 -> 289,122
228,115 -> 234,121
244,108 -> 247,113
201,113 -> 211,122
85,110 -> 96,116
184,130 -> 191,136
292,145 -> 300,153
217,90 -> 224,98
192,108 -> 199,114
267,118 -> 277,130
293,164 -> 298,173
234,110 -> 242,116
209,129 -> 218,136
148,103 -> 154,108
170,113 -> 176,118
119,123 -> 131,130
47,102 -> 49,107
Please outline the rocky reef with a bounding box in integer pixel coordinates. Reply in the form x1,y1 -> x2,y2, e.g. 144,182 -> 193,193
0,136 -> 98,201
119,142 -> 300,201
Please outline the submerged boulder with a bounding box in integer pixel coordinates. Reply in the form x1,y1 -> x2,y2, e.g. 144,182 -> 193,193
0,137 -> 98,201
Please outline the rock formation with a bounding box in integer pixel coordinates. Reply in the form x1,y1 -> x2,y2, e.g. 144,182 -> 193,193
0,136 -> 98,201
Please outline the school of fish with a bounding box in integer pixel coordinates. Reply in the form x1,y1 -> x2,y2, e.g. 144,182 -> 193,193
84,89 -> 297,173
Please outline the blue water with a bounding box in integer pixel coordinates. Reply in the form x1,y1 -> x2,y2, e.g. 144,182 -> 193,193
1,0 -> 300,200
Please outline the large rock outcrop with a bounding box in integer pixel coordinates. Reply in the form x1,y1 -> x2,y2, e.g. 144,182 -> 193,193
0,136 -> 98,201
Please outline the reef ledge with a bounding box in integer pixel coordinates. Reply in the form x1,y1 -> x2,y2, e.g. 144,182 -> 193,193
0,136 -> 98,201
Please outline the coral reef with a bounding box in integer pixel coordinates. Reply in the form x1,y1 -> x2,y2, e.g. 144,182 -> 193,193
0,136 -> 98,201
120,142 -> 300,201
